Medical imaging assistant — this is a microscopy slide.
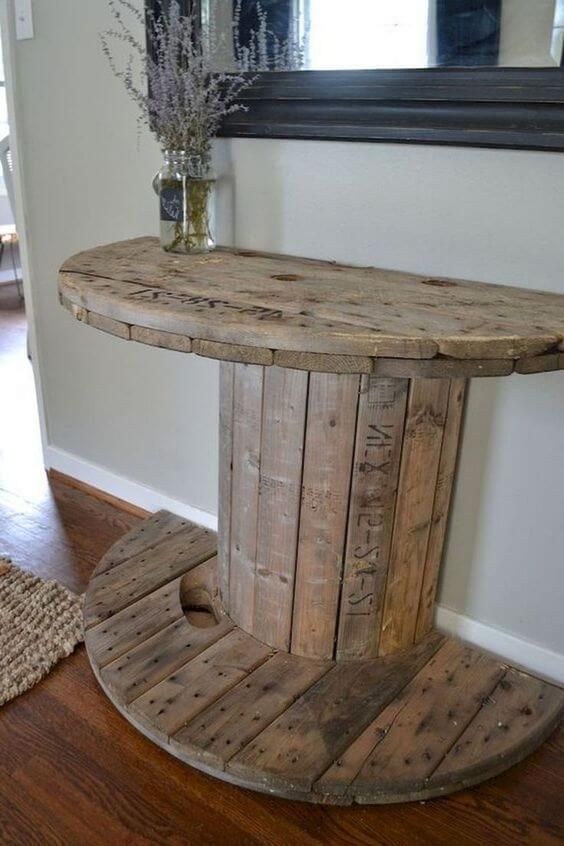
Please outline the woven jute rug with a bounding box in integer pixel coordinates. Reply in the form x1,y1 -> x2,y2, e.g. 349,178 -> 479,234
0,558 -> 84,706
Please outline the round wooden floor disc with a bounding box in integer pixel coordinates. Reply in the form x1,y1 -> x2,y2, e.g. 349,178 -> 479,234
83,513 -> 564,805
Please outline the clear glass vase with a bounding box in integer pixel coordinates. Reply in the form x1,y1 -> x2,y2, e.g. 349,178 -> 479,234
153,151 -> 216,254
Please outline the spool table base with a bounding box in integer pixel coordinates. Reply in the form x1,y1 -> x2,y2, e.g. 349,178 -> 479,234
84,511 -> 564,806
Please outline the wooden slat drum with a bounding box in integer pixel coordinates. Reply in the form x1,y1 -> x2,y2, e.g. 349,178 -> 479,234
61,238 -> 564,806
218,365 -> 466,660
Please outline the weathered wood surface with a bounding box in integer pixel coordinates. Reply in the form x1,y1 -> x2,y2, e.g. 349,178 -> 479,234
93,510 -> 190,576
351,640 -> 506,797
253,366 -> 308,650
219,369 -> 464,661
378,379 -> 451,656
228,364 -> 264,633
59,237 -> 564,374
172,652 -> 329,768
130,325 -> 192,353
290,373 -> 359,658
336,377 -> 408,660
217,363 -> 234,608
84,516 -> 564,805
130,629 -> 271,738
415,379 -> 467,640
84,522 -> 216,629
229,632 -> 445,793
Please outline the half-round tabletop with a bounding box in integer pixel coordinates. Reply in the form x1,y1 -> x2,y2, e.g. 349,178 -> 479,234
59,236 -> 564,377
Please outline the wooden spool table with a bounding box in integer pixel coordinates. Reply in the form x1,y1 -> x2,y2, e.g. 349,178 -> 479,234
59,237 -> 564,805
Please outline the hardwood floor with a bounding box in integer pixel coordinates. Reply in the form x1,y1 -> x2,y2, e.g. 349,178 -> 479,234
0,288 -> 563,845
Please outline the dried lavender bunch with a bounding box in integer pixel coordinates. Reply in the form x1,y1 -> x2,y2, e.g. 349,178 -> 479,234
100,0 -> 254,169
233,0 -> 306,71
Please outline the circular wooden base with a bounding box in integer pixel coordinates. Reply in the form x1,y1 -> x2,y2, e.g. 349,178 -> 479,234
84,513 -> 564,805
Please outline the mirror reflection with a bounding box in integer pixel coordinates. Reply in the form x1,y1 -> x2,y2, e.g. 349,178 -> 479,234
204,0 -> 564,71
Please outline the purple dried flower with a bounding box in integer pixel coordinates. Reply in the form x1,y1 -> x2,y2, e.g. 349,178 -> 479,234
100,0 -> 255,167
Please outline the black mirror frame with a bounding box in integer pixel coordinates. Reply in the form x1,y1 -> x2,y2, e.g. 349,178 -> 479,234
221,68 -> 564,151
146,2 -> 564,152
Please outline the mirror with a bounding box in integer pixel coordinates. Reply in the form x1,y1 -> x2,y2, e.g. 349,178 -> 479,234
204,0 -> 564,71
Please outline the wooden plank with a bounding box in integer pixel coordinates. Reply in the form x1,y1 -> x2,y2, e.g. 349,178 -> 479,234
378,379 -> 451,656
351,639 -> 506,797
372,357 -> 514,379
101,616 -> 234,705
415,379 -> 467,641
252,367 -> 309,650
130,629 -> 272,738
59,291 -> 87,323
217,363 -> 234,608
290,373 -> 360,659
438,336 -> 558,360
94,510 -> 189,576
58,268 -> 440,361
84,524 -> 216,628
315,694 -> 409,797
515,352 -> 563,375
194,338 -> 273,366
335,377 -> 408,660
130,325 -> 192,353
227,631 -> 444,793
87,311 -> 131,340
86,576 -> 184,668
228,364 -> 264,631
172,652 -> 330,767
273,350 -> 372,374
60,237 -> 564,363
431,668 -> 564,788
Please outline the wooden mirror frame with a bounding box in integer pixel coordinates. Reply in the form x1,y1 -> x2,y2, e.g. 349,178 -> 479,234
146,1 -> 564,152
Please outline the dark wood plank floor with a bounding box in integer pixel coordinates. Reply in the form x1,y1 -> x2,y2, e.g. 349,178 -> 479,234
1,287 -> 563,846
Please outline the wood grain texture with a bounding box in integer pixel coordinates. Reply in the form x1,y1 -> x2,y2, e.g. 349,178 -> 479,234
415,379 -> 467,640
253,366 -> 308,650
431,668 -> 564,789
228,364 -> 264,632
86,311 -> 131,339
59,238 -> 564,369
172,652 -> 329,767
217,362 -> 234,607
290,373 -> 360,658
352,640 -> 506,797
229,632 -> 445,795
378,379 -> 451,656
194,338 -> 274,366
273,350 -> 373,373
130,325 -> 192,352
130,629 -> 272,738
336,377 -> 408,660
219,370 -> 466,662
85,576 -> 185,668
372,357 -> 515,379
100,614 -> 234,705
515,352 -> 564,374
84,523 -> 216,628
94,510 -> 189,576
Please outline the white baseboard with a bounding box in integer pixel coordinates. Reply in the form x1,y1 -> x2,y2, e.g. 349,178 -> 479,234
44,445 -> 218,532
436,604 -> 564,686
44,445 -> 563,685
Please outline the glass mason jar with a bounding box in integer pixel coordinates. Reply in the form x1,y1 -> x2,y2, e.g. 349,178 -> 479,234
153,151 -> 216,254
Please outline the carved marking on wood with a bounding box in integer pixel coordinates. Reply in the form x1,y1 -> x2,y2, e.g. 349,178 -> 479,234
336,377 -> 409,660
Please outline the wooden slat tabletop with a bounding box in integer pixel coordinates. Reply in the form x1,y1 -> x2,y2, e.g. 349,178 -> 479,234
59,237 -> 564,376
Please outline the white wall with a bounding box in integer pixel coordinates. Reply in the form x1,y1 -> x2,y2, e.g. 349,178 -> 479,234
8,0 -> 564,678
500,0 -> 557,66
